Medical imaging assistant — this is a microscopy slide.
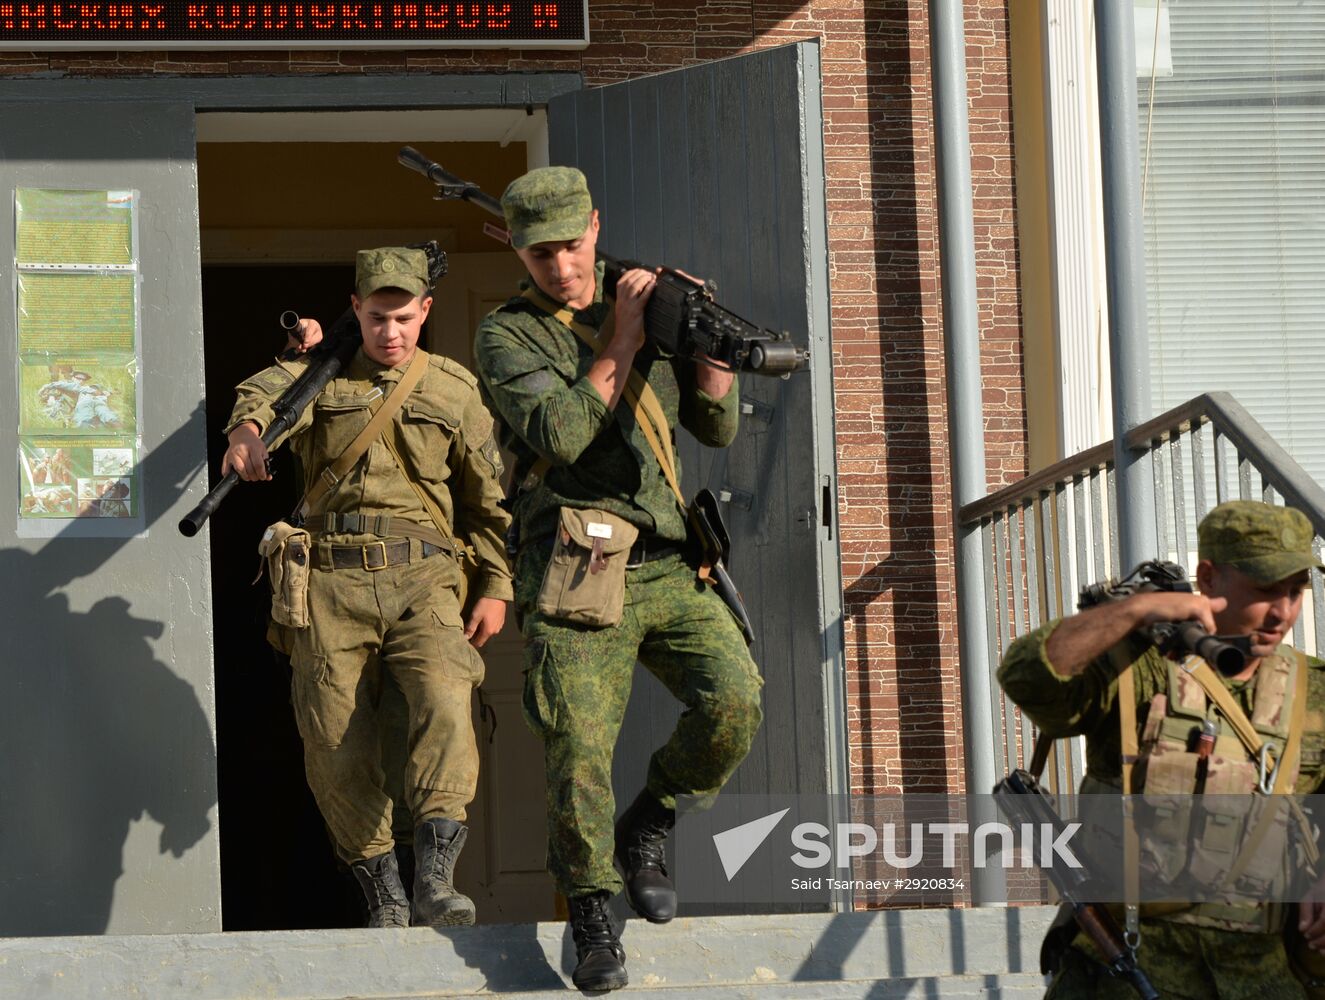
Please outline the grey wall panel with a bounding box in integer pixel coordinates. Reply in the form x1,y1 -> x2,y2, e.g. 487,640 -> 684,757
0,101 -> 218,935
549,42 -> 844,913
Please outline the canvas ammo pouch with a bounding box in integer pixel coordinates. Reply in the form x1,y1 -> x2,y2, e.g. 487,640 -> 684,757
536,507 -> 640,627
258,520 -> 312,629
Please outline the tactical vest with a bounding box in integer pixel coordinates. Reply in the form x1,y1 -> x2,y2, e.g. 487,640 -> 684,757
1130,648 -> 1307,933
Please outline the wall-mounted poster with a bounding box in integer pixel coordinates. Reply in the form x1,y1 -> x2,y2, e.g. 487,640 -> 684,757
17,272 -> 137,354
13,189 -> 142,533
19,439 -> 136,519
19,358 -> 138,435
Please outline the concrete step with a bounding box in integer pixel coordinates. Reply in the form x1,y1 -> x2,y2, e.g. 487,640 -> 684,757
2,906 -> 1056,1000
372,974 -> 1047,998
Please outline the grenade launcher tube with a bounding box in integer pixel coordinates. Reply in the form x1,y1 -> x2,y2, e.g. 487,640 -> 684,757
177,313 -> 360,537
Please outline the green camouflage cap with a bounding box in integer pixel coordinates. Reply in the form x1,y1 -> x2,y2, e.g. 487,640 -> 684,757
500,166 -> 593,249
1197,500 -> 1324,583
355,247 -> 429,300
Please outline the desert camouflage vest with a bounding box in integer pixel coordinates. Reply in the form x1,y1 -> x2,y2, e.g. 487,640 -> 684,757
1131,649 -> 1306,933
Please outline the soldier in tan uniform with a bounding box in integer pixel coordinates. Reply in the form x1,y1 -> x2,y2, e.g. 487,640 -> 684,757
999,500 -> 1325,998
223,247 -> 512,928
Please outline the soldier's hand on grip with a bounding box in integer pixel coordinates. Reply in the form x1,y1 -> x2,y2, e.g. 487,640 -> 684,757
222,422 -> 273,482
1132,590 -> 1226,637
611,268 -> 655,352
284,315 -> 325,354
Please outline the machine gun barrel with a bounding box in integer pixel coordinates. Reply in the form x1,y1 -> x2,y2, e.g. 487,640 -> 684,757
398,146 -> 503,215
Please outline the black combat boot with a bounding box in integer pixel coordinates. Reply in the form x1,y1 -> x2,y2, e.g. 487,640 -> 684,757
412,818 -> 477,926
568,891 -> 628,992
349,851 -> 411,928
613,789 -> 677,923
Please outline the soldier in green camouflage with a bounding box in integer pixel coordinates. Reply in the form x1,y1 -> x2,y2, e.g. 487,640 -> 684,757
473,167 -> 763,992
222,247 -> 512,929
998,500 -> 1325,998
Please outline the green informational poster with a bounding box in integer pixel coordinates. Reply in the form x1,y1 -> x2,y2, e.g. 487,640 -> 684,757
14,189 -> 142,527
17,273 -> 137,354
15,188 -> 134,266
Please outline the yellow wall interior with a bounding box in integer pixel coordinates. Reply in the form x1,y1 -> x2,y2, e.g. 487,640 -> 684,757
197,141 -> 529,255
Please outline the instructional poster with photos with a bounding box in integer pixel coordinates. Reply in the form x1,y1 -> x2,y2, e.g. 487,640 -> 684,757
14,189 -> 142,527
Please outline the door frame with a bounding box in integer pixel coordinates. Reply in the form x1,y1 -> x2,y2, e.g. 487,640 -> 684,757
2,59 -> 850,921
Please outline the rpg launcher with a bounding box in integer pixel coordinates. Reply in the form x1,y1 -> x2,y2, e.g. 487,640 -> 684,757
396,146 -> 810,377
177,241 -> 447,537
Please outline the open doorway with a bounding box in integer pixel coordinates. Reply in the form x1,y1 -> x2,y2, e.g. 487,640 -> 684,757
197,126 -> 547,930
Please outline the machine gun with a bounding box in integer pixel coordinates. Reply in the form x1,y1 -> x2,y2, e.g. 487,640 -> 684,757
1078,560 -> 1251,675
177,242 -> 448,537
994,769 -> 1160,1000
396,146 -> 809,377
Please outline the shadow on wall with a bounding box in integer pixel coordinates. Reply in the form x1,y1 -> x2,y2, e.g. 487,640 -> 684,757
0,403 -> 217,936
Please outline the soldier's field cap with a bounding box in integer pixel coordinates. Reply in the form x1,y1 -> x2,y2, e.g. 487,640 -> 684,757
355,247 -> 429,300
1198,500 -> 1325,583
500,166 -> 593,249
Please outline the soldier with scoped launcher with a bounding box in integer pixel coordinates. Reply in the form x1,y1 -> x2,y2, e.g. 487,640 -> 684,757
999,500 -> 1325,998
471,167 -> 764,991
222,247 -> 512,929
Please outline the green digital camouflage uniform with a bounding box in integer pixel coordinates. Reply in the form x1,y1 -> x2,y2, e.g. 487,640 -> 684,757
999,528 -> 1325,1000
226,260 -> 512,864
474,259 -> 764,899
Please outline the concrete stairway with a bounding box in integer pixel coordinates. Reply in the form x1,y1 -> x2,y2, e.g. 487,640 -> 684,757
2,906 -> 1055,999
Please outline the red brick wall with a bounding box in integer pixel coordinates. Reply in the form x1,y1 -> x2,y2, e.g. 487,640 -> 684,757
1,0 -> 1028,797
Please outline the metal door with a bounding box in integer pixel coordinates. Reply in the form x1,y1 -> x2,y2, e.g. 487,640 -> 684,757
548,41 -> 847,911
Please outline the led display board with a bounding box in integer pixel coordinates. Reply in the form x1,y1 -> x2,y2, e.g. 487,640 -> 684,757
0,0 -> 588,48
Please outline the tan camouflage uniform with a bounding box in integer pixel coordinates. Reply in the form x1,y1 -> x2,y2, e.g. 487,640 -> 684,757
226,341 -> 512,864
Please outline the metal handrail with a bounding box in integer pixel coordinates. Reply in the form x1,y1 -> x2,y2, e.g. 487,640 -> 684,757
962,391 -> 1325,794
959,392 -> 1325,531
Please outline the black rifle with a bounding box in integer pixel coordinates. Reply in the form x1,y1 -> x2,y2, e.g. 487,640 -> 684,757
178,242 -> 448,537
1078,560 -> 1251,675
994,769 -> 1161,1000
396,146 -> 809,376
